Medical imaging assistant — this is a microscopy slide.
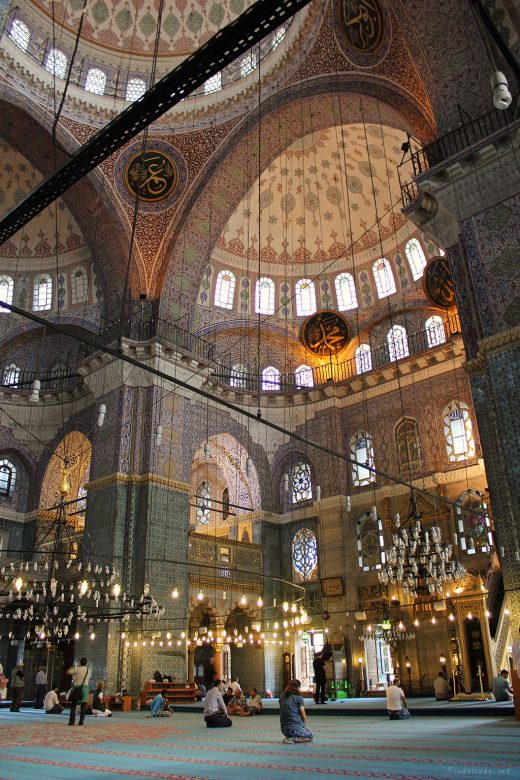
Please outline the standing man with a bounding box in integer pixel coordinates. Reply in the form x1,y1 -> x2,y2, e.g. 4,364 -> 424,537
34,665 -> 47,709
313,651 -> 327,704
10,661 -> 24,712
203,679 -> 232,727
386,677 -> 411,719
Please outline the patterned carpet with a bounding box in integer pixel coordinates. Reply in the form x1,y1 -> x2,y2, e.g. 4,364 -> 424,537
0,709 -> 518,779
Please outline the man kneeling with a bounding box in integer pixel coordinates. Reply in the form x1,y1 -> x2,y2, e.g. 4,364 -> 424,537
386,677 -> 411,720
203,679 -> 232,727
44,686 -> 64,714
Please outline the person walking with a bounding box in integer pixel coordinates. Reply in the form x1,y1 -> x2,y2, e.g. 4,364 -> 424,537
313,651 -> 327,704
279,678 -> 313,744
10,661 -> 24,712
67,656 -> 91,726
34,665 -> 47,709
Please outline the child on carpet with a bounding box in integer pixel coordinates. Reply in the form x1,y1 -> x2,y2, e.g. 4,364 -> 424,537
279,679 -> 313,743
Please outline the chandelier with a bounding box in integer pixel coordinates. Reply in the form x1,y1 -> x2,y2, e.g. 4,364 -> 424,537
378,491 -> 466,599
0,467 -> 163,641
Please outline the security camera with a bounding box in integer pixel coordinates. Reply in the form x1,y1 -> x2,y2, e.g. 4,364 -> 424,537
491,71 -> 512,110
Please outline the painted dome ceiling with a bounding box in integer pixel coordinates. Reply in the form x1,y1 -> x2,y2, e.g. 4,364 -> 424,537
215,123 -> 414,272
28,0 -> 257,56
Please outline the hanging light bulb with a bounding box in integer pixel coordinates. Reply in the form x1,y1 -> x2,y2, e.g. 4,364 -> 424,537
74,632 -> 80,640
97,403 -> 106,427
282,601 -> 289,612
14,576 -> 23,592
154,425 -> 163,448
346,495 -> 352,512
371,505 -> 377,519
246,457 -> 253,477
283,473 -> 289,492
315,485 -> 321,501
29,379 -> 40,403
171,587 -> 179,599
197,589 -> 204,601
204,441 -> 210,461
240,593 -> 247,606
80,580 -> 88,595
256,596 -> 263,608
112,583 -> 121,599
90,631 -> 96,640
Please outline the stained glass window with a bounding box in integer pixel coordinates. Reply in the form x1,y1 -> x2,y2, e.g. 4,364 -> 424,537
373,258 -> 396,298
292,527 -> 318,582
262,366 -> 280,391
295,279 -> 316,316
214,269 -> 236,309
33,274 -> 52,311
395,418 -> 421,474
196,481 -> 211,525
405,238 -> 427,280
387,325 -> 409,361
2,364 -> 20,388
255,277 -> 275,314
425,315 -> 446,347
45,49 -> 67,79
291,460 -> 313,503
351,432 -> 375,486
85,68 -> 107,96
443,401 -> 475,462
0,459 -> 16,497
355,344 -> 372,374
455,489 -> 492,554
0,276 -> 14,311
9,20 -> 30,51
295,364 -> 314,389
335,272 -> 358,310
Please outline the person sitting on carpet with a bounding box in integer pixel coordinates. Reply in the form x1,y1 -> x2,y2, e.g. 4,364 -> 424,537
203,679 -> 232,727
227,687 -> 248,716
433,672 -> 451,701
44,686 -> 64,714
92,680 -> 112,717
150,688 -> 173,717
386,677 -> 411,720
223,686 -> 234,706
279,678 -> 313,744
492,669 -> 514,702
245,687 -> 262,715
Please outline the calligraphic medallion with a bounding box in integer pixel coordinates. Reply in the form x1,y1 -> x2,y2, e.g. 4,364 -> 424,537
340,0 -> 383,52
124,148 -> 177,203
423,256 -> 456,309
116,140 -> 188,213
300,310 -> 350,357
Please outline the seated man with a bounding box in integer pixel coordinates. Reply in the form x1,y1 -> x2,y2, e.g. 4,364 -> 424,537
227,688 -> 248,716
44,686 -> 64,715
92,680 -> 112,717
223,686 -> 234,706
385,677 -> 411,720
150,688 -> 174,717
203,679 -> 232,727
246,688 -> 262,715
492,669 -> 514,702
433,672 -> 451,701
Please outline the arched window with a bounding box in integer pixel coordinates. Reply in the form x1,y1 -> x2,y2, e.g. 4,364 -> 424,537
9,19 -> 30,51
272,25 -> 286,48
240,50 -> 257,77
229,364 -> 247,389
372,258 -> 396,298
204,72 -> 222,93
291,460 -> 313,503
295,278 -> 316,316
255,277 -> 275,314
125,78 -> 146,102
85,67 -> 107,95
292,527 -> 318,582
387,324 -> 409,361
395,418 -> 421,474
405,238 -> 427,280
0,276 -> 14,310
335,272 -> 358,311
443,401 -> 475,462
71,267 -> 88,304
2,364 -> 20,388
214,269 -> 236,309
0,459 -> 17,497
196,481 -> 211,525
455,489 -> 492,554
33,274 -> 52,311
357,511 -> 384,571
351,432 -> 375,486
222,487 -> 230,519
295,364 -> 314,389
355,343 -> 372,374
45,48 -> 67,78
262,366 -> 280,391
425,315 -> 446,347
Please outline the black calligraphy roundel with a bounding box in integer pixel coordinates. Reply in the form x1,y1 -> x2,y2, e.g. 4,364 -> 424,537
124,148 -> 178,203
300,310 -> 350,357
423,256 -> 456,309
340,0 -> 383,53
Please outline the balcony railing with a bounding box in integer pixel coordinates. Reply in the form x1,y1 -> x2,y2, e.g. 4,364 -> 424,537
0,367 -> 82,392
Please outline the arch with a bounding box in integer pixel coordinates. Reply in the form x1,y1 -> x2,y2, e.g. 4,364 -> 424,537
350,432 -> 375,487
158,82 -> 433,312
33,274 -> 52,311
2,363 -> 20,387
225,606 -> 252,636
295,364 -> 314,389
45,49 -> 68,79
255,277 -> 275,314
0,458 -> 17,498
85,68 -> 107,96
40,431 -> 91,523
443,401 -> 475,463
387,324 -> 409,361
125,78 -> 147,102
214,269 -> 236,309
9,19 -> 30,51
395,417 -> 421,474
295,279 -> 316,316
355,343 -> 372,374
195,480 -> 211,525
292,527 -> 318,582
335,272 -> 357,311
262,366 -> 280,391
0,275 -> 14,310
405,238 -> 427,280
373,258 -> 396,298
290,459 -> 313,504
425,315 -> 446,347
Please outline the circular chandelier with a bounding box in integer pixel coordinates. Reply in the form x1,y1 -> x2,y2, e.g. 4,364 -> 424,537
378,491 -> 466,598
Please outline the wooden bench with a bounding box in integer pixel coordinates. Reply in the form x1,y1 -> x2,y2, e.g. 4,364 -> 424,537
140,681 -> 198,707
